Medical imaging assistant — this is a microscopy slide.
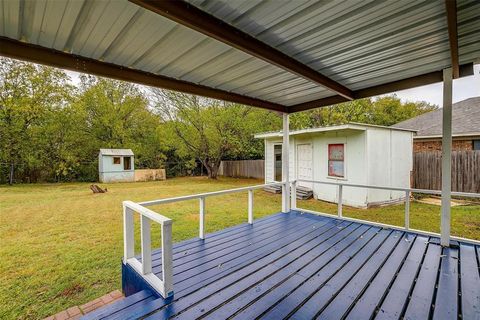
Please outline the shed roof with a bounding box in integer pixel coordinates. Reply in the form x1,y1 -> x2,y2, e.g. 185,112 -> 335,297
391,96 -> 480,137
99,149 -> 134,156
254,122 -> 415,139
0,0 -> 478,113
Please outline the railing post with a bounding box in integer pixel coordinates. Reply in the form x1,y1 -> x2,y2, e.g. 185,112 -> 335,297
291,180 -> 297,210
405,191 -> 410,230
161,221 -> 173,296
123,203 -> 135,261
441,67 -> 452,247
140,215 -> 152,274
282,113 -> 290,213
248,189 -> 254,224
337,184 -> 343,218
199,196 -> 205,239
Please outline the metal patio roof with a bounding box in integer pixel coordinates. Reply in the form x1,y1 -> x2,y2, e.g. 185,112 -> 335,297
0,0 -> 478,113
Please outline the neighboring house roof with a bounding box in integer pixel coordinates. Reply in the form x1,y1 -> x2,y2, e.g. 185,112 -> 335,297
99,149 -> 134,156
391,97 -> 480,138
254,122 -> 415,139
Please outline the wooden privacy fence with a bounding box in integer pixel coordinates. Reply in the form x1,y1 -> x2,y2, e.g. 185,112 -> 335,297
219,160 -> 265,179
413,151 -> 480,193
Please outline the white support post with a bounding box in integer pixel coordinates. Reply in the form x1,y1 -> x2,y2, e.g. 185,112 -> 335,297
123,203 -> 135,261
441,68 -> 453,247
282,113 -> 290,213
337,185 -> 343,218
161,222 -> 173,296
405,191 -> 410,230
248,189 -> 254,224
291,180 -> 297,210
140,215 -> 152,274
199,196 -> 206,239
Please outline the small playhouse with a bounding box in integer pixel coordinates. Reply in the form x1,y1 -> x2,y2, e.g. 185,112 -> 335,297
98,149 -> 135,183
255,123 -> 415,208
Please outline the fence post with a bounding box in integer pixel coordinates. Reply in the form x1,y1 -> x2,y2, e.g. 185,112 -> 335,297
337,185 -> 343,218
161,221 -> 173,296
405,191 -> 410,230
291,180 -> 297,210
123,202 -> 135,261
199,196 -> 206,239
248,189 -> 254,224
140,215 -> 152,274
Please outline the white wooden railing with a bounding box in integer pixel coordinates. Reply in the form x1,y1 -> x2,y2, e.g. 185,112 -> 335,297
139,182 -> 286,239
124,178 -> 479,298
123,201 -> 173,298
295,179 -> 480,245
123,181 -> 286,298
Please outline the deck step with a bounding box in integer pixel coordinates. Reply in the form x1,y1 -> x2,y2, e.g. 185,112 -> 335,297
81,290 -> 155,320
263,185 -> 313,199
263,185 -> 282,194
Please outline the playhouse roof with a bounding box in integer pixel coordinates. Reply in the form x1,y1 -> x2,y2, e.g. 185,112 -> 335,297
99,149 -> 134,156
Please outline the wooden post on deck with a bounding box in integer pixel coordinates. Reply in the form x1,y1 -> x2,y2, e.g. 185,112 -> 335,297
282,113 -> 290,213
441,68 -> 453,247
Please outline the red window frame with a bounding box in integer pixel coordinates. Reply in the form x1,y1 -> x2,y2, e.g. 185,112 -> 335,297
328,144 -> 345,177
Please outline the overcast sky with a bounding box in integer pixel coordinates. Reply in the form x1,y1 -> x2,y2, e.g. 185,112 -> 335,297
66,63 -> 480,108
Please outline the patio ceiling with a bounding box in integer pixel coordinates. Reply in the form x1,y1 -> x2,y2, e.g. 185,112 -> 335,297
0,0 -> 478,113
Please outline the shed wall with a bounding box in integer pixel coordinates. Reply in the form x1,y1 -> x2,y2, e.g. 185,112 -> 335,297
263,127 -> 413,208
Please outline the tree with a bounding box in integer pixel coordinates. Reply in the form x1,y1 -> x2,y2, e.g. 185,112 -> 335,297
0,58 -> 73,184
74,76 -> 167,172
151,90 -> 279,179
290,95 -> 437,129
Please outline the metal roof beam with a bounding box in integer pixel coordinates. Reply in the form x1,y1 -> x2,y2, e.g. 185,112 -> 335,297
289,63 -> 474,113
0,37 -> 287,113
129,0 -> 354,100
445,0 -> 460,79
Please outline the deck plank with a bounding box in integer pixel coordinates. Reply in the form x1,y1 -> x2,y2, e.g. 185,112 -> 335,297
82,290 -> 153,320
229,225 -> 377,320
317,230 -> 404,320
403,242 -> 442,320
289,229 -> 398,319
136,222 -> 356,320
459,244 -> 480,320
152,213 -> 321,274
110,217 -> 347,320
374,235 -> 429,320
344,233 -> 418,319
432,247 -> 459,320
87,212 -> 480,320
166,215 -> 328,284
149,212 -> 288,262
171,223 -> 365,320
258,227 -> 385,320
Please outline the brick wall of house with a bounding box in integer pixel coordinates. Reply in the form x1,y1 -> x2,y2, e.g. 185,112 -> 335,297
413,139 -> 473,152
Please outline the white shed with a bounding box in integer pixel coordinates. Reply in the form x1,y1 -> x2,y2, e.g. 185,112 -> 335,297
98,149 -> 135,183
255,123 -> 415,208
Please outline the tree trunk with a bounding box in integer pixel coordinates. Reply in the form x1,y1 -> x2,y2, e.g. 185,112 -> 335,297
201,158 -> 220,179
9,161 -> 14,185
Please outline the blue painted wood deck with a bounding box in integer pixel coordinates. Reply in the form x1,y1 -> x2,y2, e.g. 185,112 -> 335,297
83,211 -> 480,320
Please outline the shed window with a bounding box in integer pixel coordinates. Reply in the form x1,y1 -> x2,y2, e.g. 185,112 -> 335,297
328,144 -> 345,178
113,157 -> 121,165
474,140 -> 480,150
124,156 -> 131,170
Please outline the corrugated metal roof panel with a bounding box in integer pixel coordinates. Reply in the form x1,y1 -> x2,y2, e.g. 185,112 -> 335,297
1,0 -> 479,109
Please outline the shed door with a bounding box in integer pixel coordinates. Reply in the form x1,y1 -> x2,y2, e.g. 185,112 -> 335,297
297,144 -> 313,189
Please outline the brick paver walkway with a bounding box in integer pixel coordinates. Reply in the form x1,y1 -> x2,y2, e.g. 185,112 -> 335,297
44,290 -> 124,320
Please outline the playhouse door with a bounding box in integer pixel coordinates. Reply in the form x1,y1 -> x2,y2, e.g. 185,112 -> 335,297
297,144 -> 313,189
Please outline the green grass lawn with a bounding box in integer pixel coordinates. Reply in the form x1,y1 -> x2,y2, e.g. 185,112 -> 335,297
0,177 -> 479,319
